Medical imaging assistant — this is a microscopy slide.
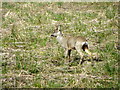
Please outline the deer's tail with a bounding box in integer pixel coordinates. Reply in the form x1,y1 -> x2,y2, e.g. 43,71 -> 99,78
82,42 -> 92,56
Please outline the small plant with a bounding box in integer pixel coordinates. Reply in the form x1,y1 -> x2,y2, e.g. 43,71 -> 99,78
2,2 -> 118,88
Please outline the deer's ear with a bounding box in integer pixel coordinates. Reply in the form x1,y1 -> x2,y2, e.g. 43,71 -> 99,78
57,25 -> 61,31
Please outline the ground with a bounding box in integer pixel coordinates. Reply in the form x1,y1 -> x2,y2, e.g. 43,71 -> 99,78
1,2 -> 119,88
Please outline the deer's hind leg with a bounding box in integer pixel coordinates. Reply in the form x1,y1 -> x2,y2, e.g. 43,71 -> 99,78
75,43 -> 84,64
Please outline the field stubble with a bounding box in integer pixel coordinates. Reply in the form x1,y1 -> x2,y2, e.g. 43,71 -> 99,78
1,2 -> 119,88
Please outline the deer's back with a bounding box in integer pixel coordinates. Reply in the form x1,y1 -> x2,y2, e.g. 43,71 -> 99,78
67,36 -> 87,49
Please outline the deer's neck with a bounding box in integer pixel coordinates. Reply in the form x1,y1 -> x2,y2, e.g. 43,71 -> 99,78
56,34 -> 64,44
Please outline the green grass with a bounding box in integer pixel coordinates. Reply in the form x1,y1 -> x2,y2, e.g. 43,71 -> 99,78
1,2 -> 119,88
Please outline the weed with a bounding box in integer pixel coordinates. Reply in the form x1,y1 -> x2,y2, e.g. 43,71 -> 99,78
1,2 -> 118,88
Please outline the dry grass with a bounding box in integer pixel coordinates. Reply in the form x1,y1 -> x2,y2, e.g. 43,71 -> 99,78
1,2 -> 119,88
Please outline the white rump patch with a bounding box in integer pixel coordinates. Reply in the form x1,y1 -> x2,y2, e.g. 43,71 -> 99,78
82,42 -> 88,46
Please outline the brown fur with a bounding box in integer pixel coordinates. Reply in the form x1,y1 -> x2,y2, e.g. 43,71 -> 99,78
51,26 -> 92,63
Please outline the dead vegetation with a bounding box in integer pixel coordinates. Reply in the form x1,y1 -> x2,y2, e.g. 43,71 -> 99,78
1,2 -> 119,88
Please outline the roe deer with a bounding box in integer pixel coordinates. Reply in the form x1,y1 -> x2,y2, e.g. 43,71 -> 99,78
51,25 -> 93,64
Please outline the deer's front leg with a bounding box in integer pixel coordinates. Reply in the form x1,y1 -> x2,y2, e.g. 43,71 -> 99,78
65,49 -> 71,58
65,49 -> 68,58
64,49 -> 71,64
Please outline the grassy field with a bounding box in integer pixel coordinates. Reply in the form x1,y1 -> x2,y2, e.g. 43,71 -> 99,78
1,2 -> 119,88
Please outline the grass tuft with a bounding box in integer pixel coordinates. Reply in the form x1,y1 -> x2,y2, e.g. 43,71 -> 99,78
2,2 -> 118,88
